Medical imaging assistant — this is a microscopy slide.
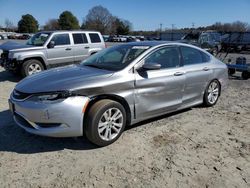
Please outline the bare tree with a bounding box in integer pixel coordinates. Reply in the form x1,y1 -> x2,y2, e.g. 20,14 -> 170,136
5,18 -> 14,32
85,5 -> 114,34
44,19 -> 60,30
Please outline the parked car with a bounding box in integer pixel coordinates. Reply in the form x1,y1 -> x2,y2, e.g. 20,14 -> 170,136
0,34 -> 6,40
9,42 -> 228,146
0,30 -> 105,77
182,31 -> 222,55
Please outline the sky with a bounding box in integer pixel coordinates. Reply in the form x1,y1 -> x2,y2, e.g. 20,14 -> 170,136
0,0 -> 250,31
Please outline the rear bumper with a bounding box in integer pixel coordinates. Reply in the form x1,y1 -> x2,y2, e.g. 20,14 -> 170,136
9,95 -> 89,137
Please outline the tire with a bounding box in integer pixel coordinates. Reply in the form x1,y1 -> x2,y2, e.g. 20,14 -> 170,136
242,71 -> 250,80
228,68 -> 236,75
21,59 -> 44,77
84,99 -> 126,146
203,80 -> 221,107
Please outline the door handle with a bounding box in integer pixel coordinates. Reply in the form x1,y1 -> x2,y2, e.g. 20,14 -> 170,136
84,46 -> 90,49
174,72 -> 184,76
203,67 -> 210,71
65,48 -> 72,51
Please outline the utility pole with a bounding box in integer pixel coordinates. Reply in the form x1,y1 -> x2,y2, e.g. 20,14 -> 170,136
159,23 -> 163,40
171,24 -> 175,41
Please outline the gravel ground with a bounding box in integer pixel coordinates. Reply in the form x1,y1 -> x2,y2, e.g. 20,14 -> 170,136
0,40 -> 250,188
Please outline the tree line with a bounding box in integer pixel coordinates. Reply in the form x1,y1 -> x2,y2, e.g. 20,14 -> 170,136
2,5 -> 132,35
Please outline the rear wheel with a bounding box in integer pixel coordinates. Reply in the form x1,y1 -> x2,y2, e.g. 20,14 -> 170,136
84,99 -> 126,146
21,59 -> 44,77
242,71 -> 250,80
203,80 -> 221,107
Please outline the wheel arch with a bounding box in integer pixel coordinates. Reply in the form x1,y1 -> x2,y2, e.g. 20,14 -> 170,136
23,57 -> 47,70
84,94 -> 132,127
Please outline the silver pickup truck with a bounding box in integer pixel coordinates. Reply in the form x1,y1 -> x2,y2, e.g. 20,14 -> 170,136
0,30 -> 105,77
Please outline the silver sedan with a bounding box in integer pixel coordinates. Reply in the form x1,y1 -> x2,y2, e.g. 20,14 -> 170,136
9,42 -> 228,146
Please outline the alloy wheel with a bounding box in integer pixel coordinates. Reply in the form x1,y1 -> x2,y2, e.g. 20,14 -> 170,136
98,108 -> 123,141
28,63 -> 42,75
207,81 -> 219,104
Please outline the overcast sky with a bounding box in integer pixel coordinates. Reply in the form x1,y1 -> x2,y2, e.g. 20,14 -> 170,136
0,0 -> 250,30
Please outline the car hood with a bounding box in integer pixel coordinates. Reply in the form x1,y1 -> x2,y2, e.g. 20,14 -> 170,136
15,65 -> 114,93
0,41 -> 40,51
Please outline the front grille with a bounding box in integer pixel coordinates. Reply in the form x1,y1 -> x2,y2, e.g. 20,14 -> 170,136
12,89 -> 32,100
14,112 -> 35,129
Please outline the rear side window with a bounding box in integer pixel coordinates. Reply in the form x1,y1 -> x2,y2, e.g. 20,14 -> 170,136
201,52 -> 211,62
51,34 -> 70,46
180,46 -> 203,65
89,33 -> 101,43
73,33 -> 88,44
145,46 -> 180,69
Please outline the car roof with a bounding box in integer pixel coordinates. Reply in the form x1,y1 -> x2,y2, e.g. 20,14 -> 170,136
40,30 -> 99,33
123,41 -> 172,47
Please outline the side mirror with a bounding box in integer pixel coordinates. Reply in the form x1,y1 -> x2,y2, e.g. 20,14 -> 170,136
141,63 -> 161,70
47,41 -> 55,48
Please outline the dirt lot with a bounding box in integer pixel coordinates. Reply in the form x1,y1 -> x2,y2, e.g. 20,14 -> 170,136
0,42 -> 250,188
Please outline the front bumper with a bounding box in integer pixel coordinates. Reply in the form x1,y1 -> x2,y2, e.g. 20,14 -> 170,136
1,58 -> 20,71
9,95 -> 89,137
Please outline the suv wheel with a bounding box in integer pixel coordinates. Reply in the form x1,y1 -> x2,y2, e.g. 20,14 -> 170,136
22,59 -> 44,77
84,99 -> 126,146
203,80 -> 221,107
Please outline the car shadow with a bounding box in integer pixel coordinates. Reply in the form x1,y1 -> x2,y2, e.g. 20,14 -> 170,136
0,110 -> 97,154
0,70 -> 22,82
229,75 -> 248,80
0,108 -> 192,154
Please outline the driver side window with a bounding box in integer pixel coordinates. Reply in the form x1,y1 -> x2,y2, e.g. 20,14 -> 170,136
144,47 -> 180,69
51,34 -> 70,46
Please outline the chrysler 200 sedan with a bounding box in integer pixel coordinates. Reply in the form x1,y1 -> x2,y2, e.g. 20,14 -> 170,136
9,42 -> 228,146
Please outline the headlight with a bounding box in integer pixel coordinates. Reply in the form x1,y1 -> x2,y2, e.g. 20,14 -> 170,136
36,91 -> 74,101
38,94 -> 60,101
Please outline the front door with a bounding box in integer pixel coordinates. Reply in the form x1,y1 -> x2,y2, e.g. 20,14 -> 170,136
134,46 -> 185,120
46,33 -> 74,66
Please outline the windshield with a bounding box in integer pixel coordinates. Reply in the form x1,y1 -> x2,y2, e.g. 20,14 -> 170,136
81,45 -> 150,71
26,32 -> 51,46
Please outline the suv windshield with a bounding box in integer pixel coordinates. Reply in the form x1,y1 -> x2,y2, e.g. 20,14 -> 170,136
82,45 -> 150,71
26,32 -> 51,46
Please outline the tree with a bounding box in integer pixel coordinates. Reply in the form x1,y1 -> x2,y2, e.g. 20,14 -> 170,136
44,19 -> 60,30
112,18 -> 131,35
5,18 -> 14,32
58,11 -> 80,30
85,5 -> 114,34
18,14 -> 39,33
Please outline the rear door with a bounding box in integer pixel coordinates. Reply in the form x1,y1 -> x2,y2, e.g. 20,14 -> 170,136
72,33 -> 90,63
135,46 -> 185,120
180,46 -> 212,105
46,33 -> 74,66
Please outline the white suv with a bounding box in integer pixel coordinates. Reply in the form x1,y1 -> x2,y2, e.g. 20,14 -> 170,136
0,30 -> 105,77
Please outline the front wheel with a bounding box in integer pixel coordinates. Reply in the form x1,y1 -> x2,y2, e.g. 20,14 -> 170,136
21,59 -> 44,77
203,80 -> 221,107
84,99 -> 126,146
